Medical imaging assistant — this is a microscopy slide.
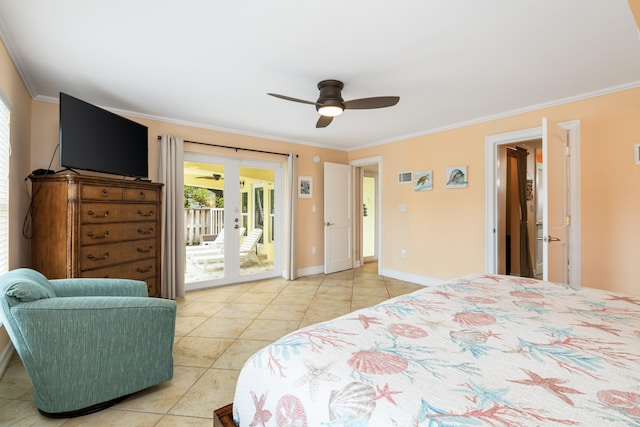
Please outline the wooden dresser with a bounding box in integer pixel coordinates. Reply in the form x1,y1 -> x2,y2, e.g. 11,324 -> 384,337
30,174 -> 163,297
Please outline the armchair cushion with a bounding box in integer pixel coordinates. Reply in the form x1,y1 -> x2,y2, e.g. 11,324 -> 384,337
2,269 -> 56,307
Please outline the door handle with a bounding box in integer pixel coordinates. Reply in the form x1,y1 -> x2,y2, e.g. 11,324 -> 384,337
325,222 -> 334,226
540,236 -> 561,242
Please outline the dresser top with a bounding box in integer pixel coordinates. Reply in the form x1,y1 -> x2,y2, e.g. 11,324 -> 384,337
29,173 -> 163,189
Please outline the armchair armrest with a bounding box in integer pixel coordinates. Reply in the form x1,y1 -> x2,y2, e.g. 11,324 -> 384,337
48,278 -> 148,298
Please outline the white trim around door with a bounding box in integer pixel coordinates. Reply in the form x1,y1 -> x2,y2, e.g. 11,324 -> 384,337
485,120 -> 581,285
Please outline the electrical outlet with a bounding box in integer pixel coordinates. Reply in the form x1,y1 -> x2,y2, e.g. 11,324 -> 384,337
401,249 -> 406,258
312,246 -> 317,254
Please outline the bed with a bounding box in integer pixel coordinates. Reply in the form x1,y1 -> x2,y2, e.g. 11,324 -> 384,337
218,274 -> 640,426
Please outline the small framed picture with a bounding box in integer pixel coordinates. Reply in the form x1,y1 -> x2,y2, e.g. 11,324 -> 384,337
414,170 -> 433,191
446,166 -> 468,189
298,176 -> 313,198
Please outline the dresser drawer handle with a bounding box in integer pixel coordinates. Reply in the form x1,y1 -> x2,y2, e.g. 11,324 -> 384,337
137,227 -> 154,235
136,265 -> 153,274
88,210 -> 110,218
137,246 -> 153,253
101,188 -> 109,197
137,210 -> 154,217
87,251 -> 110,261
138,191 -> 146,199
87,231 -> 110,239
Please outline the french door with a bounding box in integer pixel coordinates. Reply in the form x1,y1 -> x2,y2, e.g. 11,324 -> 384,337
183,153 -> 282,290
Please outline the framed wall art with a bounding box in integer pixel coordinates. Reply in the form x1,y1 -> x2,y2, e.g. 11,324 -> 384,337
298,176 -> 313,198
414,170 -> 433,191
445,166 -> 468,189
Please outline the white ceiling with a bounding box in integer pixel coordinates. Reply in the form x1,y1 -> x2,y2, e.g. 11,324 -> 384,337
1,1 -> 639,151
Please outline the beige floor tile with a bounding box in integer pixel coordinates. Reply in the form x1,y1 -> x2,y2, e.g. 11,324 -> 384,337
174,315 -> 209,337
173,337 -> 235,368
352,285 -> 390,298
0,398 -> 65,426
169,368 -> 239,419
387,282 -> 423,297
188,316 -> 254,339
270,292 -> 315,306
233,290 -> 278,305
212,339 -> 271,370
155,414 -> 212,426
258,303 -> 307,321
352,294 -> 390,308
239,319 -> 301,341
310,294 -> 352,307
61,408 -> 162,426
214,303 -> 265,319
177,301 -> 225,317
116,365 -> 206,413
0,358 -> 32,399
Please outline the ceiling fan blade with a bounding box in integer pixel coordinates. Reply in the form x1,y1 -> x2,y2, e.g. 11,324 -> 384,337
267,93 -> 319,106
344,96 -> 400,110
316,115 -> 333,128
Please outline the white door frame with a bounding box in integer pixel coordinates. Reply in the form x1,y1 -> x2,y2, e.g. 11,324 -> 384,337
485,120 -> 581,285
350,156 -> 383,276
183,152 -> 283,289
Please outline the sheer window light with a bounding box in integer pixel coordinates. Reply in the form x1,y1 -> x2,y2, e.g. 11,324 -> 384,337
0,96 -> 10,275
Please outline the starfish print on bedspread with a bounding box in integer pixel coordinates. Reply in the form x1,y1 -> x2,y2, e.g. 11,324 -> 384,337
509,369 -> 584,406
249,391 -> 272,427
294,359 -> 341,400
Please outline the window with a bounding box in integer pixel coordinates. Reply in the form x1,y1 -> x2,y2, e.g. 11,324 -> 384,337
0,96 -> 9,275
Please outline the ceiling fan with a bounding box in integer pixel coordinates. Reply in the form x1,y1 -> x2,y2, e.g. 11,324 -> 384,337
268,79 -> 400,128
196,173 -> 223,180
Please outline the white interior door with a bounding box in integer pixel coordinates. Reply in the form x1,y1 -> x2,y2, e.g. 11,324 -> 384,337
542,117 -> 569,283
324,162 -> 352,274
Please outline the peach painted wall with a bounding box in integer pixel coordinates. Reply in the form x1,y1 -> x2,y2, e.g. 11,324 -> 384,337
29,100 -> 348,272
350,86 -> 640,296
0,39 -> 33,358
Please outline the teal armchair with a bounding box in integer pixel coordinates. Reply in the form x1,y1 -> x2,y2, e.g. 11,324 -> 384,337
0,268 -> 176,417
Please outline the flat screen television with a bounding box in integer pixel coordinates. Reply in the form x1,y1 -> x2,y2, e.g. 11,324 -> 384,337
59,92 -> 149,179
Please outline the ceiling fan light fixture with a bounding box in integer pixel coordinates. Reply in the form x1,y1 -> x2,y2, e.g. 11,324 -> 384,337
318,105 -> 343,117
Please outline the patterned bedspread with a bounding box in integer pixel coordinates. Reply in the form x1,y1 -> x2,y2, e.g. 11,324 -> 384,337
233,274 -> 640,426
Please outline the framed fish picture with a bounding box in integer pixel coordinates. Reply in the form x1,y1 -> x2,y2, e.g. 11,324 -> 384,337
414,170 -> 432,191
446,166 -> 468,188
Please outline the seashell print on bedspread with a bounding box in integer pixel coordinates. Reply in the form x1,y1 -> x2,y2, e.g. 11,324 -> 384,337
233,274 -> 640,426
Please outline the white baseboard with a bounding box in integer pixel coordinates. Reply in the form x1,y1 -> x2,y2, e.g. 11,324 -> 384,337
0,342 -> 15,378
380,268 -> 445,287
296,264 -> 444,288
296,265 -> 324,277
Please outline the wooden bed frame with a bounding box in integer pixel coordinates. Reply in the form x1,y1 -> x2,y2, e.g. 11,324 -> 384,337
213,404 -> 237,427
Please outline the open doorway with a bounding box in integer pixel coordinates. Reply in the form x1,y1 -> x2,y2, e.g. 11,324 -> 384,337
486,119 -> 581,285
498,140 -> 541,279
182,154 -> 282,290
362,166 -> 378,263
350,156 -> 382,274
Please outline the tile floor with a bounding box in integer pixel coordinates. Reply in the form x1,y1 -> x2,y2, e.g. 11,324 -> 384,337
0,263 -> 421,426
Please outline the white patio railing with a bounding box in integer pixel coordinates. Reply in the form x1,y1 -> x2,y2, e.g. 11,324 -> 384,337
184,208 -> 224,246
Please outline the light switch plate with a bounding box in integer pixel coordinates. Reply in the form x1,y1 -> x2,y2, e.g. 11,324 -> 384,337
635,144 -> 640,165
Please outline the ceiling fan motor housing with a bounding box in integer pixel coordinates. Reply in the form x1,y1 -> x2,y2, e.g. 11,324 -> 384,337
316,79 -> 345,112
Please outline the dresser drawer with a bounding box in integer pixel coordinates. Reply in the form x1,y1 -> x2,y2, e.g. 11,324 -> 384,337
124,187 -> 159,202
80,239 -> 157,271
81,203 -> 158,223
80,221 -> 158,245
79,259 -> 156,282
81,184 -> 124,201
